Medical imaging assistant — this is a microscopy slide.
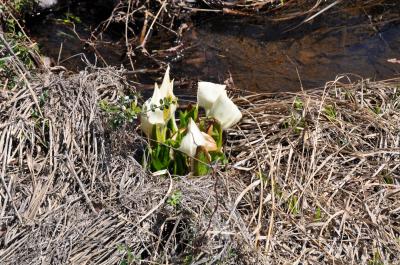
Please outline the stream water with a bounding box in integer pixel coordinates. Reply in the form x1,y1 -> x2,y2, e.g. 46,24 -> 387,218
27,1 -> 400,93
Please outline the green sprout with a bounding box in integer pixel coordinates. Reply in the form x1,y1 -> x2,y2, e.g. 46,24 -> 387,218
294,97 -> 304,111
117,244 -> 137,265
314,206 -> 322,221
167,190 -> 182,208
373,105 -> 382,115
288,195 -> 300,215
368,251 -> 384,265
323,105 -> 337,121
282,114 -> 306,134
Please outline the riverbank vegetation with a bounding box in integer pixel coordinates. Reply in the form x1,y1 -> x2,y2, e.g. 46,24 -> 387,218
0,0 -> 399,264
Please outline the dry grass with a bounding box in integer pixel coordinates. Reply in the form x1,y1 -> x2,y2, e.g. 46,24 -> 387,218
0,67 -> 257,264
228,76 -> 400,264
0,66 -> 399,264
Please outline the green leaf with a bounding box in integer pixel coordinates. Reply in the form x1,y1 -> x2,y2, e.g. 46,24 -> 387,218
117,244 -> 125,252
210,121 -> 223,149
178,105 -> 198,129
167,115 -> 178,135
154,124 -> 167,143
150,144 -> 171,171
193,146 -> 210,176
171,151 -> 188,175
210,151 -> 227,165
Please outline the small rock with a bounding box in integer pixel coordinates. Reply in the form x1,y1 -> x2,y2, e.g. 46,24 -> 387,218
38,0 -> 58,9
41,56 -> 53,68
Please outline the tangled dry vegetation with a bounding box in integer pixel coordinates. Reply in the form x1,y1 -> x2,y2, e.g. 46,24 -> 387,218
0,66 -> 399,264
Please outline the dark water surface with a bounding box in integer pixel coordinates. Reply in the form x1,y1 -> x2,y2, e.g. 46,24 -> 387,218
27,2 -> 400,92
178,15 -> 400,92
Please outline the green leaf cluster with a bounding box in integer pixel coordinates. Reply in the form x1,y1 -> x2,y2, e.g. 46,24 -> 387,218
145,105 -> 226,176
99,95 -> 141,129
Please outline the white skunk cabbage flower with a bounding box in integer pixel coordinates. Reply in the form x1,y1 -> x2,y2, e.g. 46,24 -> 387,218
208,92 -> 242,130
178,119 -> 206,157
159,65 -> 178,130
197,82 -> 226,114
140,66 -> 179,137
140,83 -> 165,137
159,65 -> 174,98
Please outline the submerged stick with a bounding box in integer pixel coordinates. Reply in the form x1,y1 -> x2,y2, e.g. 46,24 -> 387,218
138,0 -> 167,52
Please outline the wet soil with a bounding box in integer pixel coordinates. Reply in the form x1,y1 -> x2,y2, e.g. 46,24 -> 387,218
26,2 -> 400,93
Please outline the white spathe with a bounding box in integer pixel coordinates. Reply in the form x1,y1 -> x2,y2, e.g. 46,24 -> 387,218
208,92 -> 242,129
159,65 -> 177,124
140,66 -> 179,137
140,83 -> 165,137
197,82 -> 226,114
178,119 -> 206,157
159,65 -> 174,98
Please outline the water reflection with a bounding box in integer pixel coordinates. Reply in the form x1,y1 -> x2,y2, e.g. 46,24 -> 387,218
176,15 -> 400,92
